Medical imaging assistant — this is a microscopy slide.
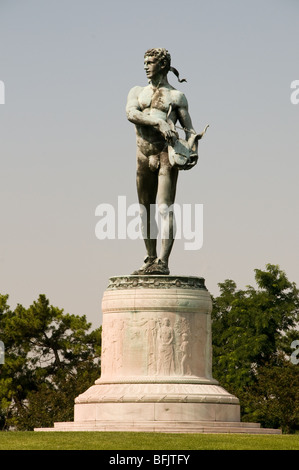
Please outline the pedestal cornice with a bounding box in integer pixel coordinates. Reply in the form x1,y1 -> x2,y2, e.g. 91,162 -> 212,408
107,275 -> 207,291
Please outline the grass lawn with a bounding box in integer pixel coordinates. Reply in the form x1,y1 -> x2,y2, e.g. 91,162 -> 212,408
0,431 -> 298,450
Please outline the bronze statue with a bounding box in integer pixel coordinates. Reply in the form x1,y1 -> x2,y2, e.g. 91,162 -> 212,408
126,48 -> 208,275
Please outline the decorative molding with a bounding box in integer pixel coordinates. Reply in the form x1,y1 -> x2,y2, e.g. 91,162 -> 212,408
107,275 -> 207,291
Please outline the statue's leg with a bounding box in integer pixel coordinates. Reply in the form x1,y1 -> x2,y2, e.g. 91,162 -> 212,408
146,151 -> 178,275
132,150 -> 159,274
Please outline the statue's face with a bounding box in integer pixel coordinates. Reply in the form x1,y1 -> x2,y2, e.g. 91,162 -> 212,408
144,55 -> 163,81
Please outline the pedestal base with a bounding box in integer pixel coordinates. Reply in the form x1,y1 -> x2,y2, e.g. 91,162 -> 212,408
34,421 -> 281,434
34,275 -> 281,434
34,380 -> 280,433
73,381 -> 240,423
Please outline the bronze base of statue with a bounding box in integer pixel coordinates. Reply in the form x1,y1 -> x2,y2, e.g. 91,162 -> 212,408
132,258 -> 170,275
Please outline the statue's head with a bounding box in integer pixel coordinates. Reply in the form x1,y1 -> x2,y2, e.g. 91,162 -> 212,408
144,48 -> 171,76
144,48 -> 186,83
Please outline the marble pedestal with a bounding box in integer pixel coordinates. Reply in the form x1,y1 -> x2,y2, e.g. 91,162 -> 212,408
35,275 -> 281,433
74,275 -> 240,426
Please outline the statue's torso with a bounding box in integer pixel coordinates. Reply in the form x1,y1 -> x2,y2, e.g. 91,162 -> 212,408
135,85 -> 181,156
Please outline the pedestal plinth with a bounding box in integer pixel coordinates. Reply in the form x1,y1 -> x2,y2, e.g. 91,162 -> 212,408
34,275 -> 281,433
73,275 -> 241,430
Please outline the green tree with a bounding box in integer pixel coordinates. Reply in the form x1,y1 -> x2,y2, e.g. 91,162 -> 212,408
0,294 -> 101,430
239,354 -> 299,433
211,264 -> 299,432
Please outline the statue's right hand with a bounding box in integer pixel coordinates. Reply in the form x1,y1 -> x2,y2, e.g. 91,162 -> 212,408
156,119 -> 178,143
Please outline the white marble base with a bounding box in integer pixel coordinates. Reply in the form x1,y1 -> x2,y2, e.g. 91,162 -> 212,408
35,419 -> 281,434
34,276 -> 281,434
73,381 -> 240,423
74,401 -> 240,423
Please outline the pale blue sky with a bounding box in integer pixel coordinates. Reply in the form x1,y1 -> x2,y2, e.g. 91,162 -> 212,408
0,0 -> 298,327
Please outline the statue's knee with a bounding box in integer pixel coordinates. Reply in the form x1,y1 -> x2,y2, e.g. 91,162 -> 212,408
139,204 -> 147,218
158,203 -> 170,217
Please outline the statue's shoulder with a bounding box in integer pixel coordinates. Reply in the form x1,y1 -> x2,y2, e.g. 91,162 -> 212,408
170,88 -> 188,107
128,85 -> 146,97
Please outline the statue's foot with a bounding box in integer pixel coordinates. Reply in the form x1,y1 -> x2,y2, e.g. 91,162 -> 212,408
144,258 -> 170,275
131,256 -> 157,275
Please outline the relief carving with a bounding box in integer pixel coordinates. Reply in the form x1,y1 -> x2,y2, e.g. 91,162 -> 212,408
101,311 -> 208,379
157,318 -> 175,375
147,318 -> 159,375
101,317 -> 125,376
107,275 -> 206,291
180,333 -> 192,375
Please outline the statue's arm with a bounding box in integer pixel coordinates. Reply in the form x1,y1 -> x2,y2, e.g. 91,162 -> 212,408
126,87 -> 175,141
176,93 -> 196,140
126,87 -> 159,127
176,93 -> 200,160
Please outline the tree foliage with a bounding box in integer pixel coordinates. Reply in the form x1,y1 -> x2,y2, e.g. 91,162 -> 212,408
239,354 -> 299,433
0,294 -> 101,430
212,264 -> 299,432
1,263 -> 298,432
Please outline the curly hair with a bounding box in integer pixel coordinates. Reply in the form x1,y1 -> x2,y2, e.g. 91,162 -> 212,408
144,48 -> 171,73
144,48 -> 186,83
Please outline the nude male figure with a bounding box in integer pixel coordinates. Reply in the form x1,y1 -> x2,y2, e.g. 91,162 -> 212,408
126,48 -> 198,275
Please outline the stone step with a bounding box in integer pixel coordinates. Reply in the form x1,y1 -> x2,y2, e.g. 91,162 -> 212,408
34,420 -> 281,434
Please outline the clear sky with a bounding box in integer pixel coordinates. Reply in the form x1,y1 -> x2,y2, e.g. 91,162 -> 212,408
0,0 -> 298,328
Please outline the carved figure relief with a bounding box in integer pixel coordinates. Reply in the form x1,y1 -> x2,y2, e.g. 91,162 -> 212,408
180,333 -> 192,375
101,310 -> 209,379
146,318 -> 159,375
101,317 -> 125,376
157,318 -> 175,375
